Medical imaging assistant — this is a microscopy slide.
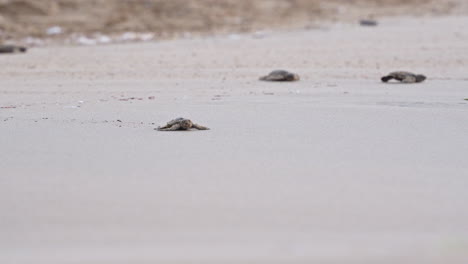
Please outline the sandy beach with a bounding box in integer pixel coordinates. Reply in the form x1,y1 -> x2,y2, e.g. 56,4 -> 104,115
1,15 -> 468,264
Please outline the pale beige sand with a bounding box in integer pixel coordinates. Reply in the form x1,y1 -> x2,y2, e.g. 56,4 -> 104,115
1,16 -> 468,264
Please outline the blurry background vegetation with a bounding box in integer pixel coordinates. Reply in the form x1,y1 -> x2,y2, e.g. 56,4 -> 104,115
0,0 -> 461,42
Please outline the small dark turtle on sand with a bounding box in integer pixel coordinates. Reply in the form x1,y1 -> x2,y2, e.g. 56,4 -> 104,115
260,70 -> 300,82
156,118 -> 209,131
381,71 -> 426,83
0,45 -> 27,54
360,19 -> 378,26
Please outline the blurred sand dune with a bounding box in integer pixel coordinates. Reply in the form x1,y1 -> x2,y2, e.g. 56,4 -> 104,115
0,0 -> 465,42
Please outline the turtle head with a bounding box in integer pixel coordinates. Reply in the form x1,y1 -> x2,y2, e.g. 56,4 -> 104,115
287,73 -> 300,81
415,74 -> 426,82
180,119 -> 193,129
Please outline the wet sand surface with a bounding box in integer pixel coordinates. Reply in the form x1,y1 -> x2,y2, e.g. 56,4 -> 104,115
1,16 -> 468,263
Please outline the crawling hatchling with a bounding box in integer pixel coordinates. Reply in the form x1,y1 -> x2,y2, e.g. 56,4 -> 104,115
381,71 -> 426,83
259,70 -> 300,82
0,45 -> 27,54
156,118 -> 209,131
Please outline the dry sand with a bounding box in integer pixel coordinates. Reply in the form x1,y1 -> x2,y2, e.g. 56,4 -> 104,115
1,15 -> 468,264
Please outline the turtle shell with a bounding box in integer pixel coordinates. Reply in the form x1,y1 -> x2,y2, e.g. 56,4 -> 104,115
167,117 -> 186,126
388,71 -> 416,81
260,70 -> 299,81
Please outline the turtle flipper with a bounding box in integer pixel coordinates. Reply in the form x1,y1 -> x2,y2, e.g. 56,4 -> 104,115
157,124 -> 170,130
192,123 -> 209,130
381,75 -> 393,82
157,124 -> 181,131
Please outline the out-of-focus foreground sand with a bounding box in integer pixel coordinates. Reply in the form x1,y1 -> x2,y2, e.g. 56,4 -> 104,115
1,10 -> 468,264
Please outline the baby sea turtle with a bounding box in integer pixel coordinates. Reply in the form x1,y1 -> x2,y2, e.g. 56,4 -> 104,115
0,45 -> 27,54
381,71 -> 426,83
359,19 -> 378,26
156,118 -> 209,131
260,70 -> 300,82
